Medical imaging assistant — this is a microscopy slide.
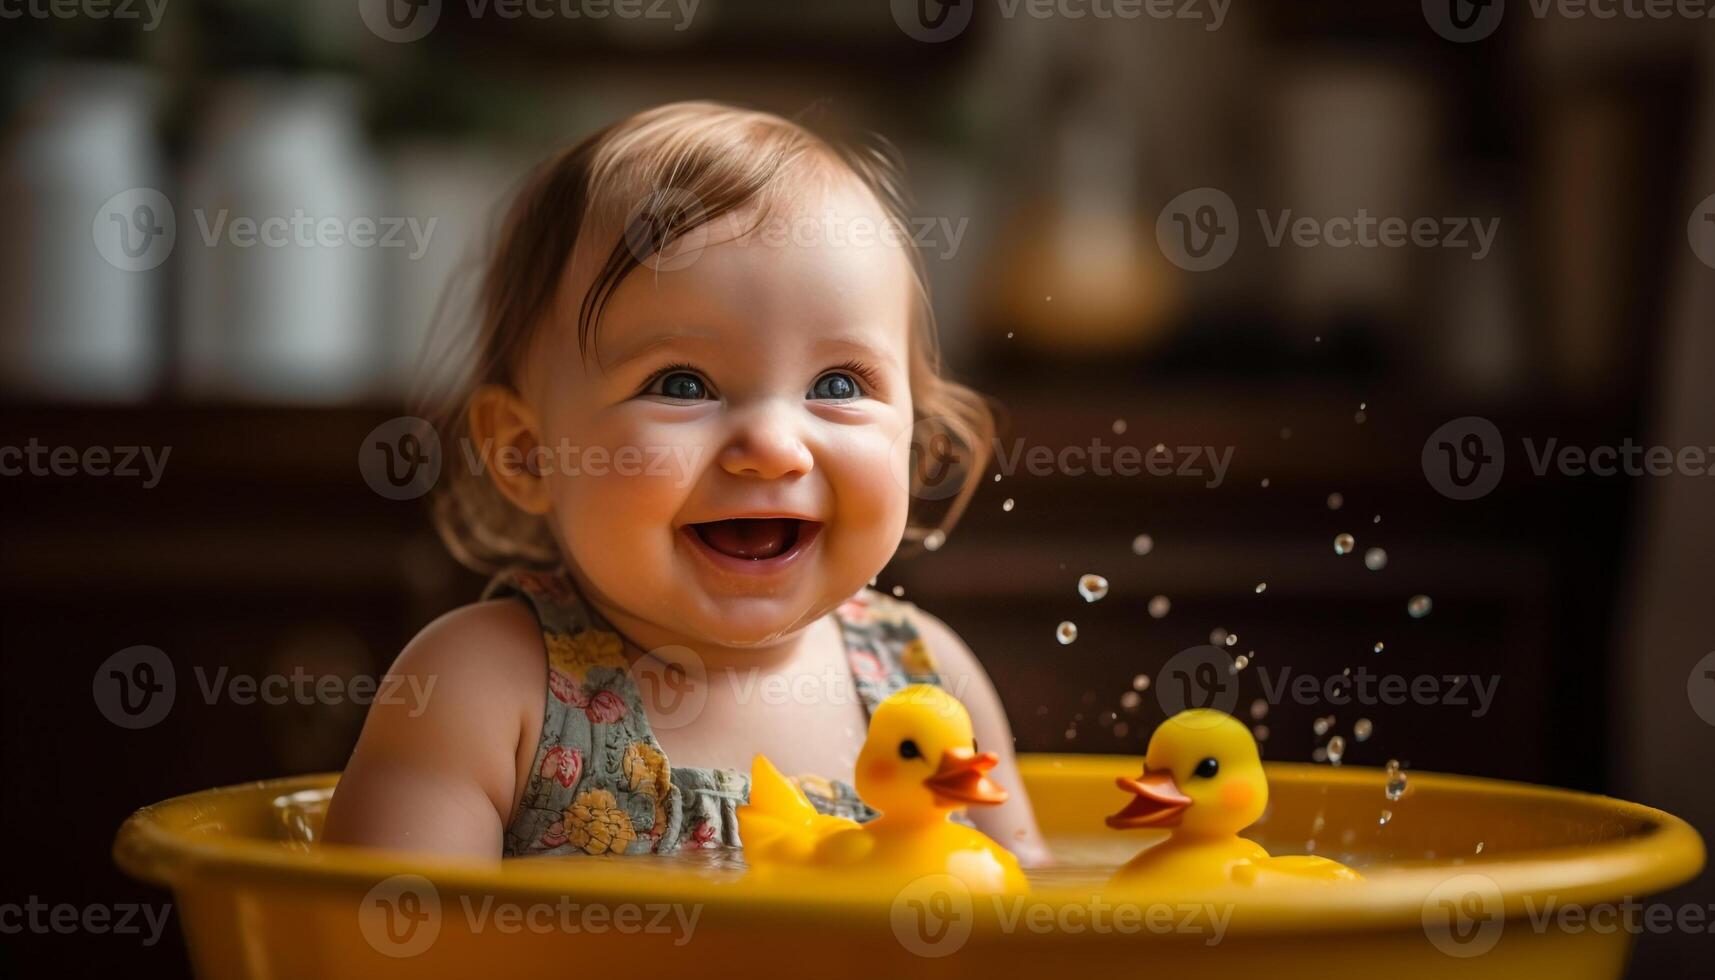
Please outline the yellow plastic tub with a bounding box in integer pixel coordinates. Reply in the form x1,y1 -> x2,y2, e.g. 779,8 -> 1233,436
114,757 -> 1703,979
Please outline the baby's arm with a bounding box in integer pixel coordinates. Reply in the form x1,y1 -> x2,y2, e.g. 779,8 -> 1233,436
912,610 -> 1053,867
322,600 -> 543,857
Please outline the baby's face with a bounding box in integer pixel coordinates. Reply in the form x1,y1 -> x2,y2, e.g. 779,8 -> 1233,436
520,178 -> 916,647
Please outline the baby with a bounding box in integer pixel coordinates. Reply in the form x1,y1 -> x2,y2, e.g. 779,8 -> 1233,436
325,102 -> 1047,865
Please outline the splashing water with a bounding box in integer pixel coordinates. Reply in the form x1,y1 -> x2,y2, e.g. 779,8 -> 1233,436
1378,810 -> 1393,826
1112,419 -> 1127,435
1131,534 -> 1154,556
1354,718 -> 1373,741
1077,574 -> 1109,602
1148,596 -> 1171,619
1131,673 -> 1151,691
1327,736 -> 1346,765
1385,760 -> 1408,801
1225,633 -> 1239,647
923,530 -> 946,551
1250,698 -> 1269,720
1119,691 -> 1141,710
1327,492 -> 1344,510
1209,627 -> 1229,646
1363,547 -> 1388,571
1373,642 -> 1385,653
891,585 -> 905,597
1055,621 -> 1078,645
1002,497 -> 1015,513
1334,533 -> 1355,555
1313,716 -> 1334,737
1255,582 -> 1267,594
1407,595 -> 1433,618
1253,724 -> 1270,742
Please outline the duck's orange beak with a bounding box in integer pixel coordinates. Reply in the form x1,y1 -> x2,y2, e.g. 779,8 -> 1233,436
924,748 -> 1008,806
1106,769 -> 1193,829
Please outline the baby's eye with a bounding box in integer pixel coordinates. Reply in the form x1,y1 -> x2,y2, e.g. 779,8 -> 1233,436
646,370 -> 713,401
808,371 -> 861,401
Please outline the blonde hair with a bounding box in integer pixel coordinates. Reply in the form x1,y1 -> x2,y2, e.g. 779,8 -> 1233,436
427,101 -> 995,574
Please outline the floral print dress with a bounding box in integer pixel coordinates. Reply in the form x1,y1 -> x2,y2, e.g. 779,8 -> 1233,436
491,568 -> 945,857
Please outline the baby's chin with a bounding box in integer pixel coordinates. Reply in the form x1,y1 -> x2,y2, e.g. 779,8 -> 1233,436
678,592 -> 842,649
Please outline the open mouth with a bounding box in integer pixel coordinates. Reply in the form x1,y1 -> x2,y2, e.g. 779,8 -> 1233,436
682,518 -> 822,570
1105,771 -> 1193,830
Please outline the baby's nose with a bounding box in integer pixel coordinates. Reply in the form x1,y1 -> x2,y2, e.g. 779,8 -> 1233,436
718,404 -> 813,480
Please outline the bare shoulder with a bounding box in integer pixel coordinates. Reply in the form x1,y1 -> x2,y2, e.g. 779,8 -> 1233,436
388,597 -> 545,700
321,598 -> 545,854
901,601 -> 985,681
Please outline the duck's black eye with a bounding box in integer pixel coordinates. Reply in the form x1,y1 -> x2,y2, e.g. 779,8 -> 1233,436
1193,757 -> 1220,779
898,739 -> 922,760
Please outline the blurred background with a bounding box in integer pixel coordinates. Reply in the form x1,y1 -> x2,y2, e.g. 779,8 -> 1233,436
2,1 -> 1714,976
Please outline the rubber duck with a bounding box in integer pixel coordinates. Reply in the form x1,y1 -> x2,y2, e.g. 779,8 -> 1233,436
1106,709 -> 1361,888
738,684 -> 1027,894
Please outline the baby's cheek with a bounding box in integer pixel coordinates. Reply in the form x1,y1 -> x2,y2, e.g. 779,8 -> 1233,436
1220,781 -> 1256,811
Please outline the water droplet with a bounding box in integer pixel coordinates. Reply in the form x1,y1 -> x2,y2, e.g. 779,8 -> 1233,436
1225,633 -> 1239,647
923,530 -> 946,551
1002,497 -> 1015,512
1209,627 -> 1229,646
1363,547 -> 1388,571
1360,402 -> 1368,411
1006,331 -> 1014,339
1260,477 -> 1271,487
1474,842 -> 1484,854
1098,710 -> 1117,726
1148,596 -> 1171,619
1055,621 -> 1078,645
1120,691 -> 1141,710
1407,595 -> 1433,618
1312,747 -> 1328,763
1280,427 -> 1293,440
1250,698 -> 1269,720
1064,727 -> 1077,740
1313,716 -> 1334,737
1255,582 -> 1267,594
1373,642 -> 1385,653
1327,736 -> 1345,764
1131,674 -> 1151,691
1378,810 -> 1393,826
1354,718 -> 1373,741
1385,760 -> 1408,801
1327,492 -> 1344,511
1334,534 -> 1356,555
868,577 -> 877,587
1253,724 -> 1270,742
1131,534 -> 1154,556
1112,419 -> 1127,435
992,473 -> 1002,482
1372,514 -> 1381,524
1113,722 -> 1128,737
1077,574 -> 1109,602
1233,655 -> 1250,670
1354,411 -> 1367,424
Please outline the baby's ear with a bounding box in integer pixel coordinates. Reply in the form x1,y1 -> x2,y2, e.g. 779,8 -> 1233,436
467,385 -> 553,515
